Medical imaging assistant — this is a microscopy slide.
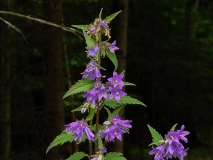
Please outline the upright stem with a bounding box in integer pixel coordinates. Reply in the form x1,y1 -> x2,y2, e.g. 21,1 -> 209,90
89,119 -> 93,158
95,105 -> 100,152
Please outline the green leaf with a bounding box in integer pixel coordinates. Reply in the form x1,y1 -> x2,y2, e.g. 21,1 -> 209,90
63,78 -> 94,99
98,138 -> 104,149
86,109 -> 96,121
104,96 -> 146,108
104,107 -> 112,117
71,105 -> 83,112
106,49 -> 118,70
99,8 -> 103,19
66,152 -> 89,160
83,30 -> 95,47
124,82 -> 136,86
46,131 -> 73,153
171,124 -> 178,131
104,10 -> 122,23
72,25 -> 90,31
105,152 -> 126,160
111,105 -> 124,117
91,124 -> 103,131
147,124 -> 164,146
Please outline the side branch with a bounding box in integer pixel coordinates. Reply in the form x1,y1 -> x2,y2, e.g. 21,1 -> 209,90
0,11 -> 83,37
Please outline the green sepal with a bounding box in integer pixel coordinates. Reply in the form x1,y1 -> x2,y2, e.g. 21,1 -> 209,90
147,124 -> 164,146
86,108 -> 96,121
171,123 -> 178,131
63,78 -> 94,99
66,152 -> 89,160
124,82 -> 136,86
104,10 -> 122,23
98,138 -> 104,149
72,25 -> 90,31
46,131 -> 74,153
106,49 -> 118,70
105,152 -> 126,160
104,96 -> 146,108
71,105 -> 83,112
99,8 -> 103,19
83,30 -> 95,47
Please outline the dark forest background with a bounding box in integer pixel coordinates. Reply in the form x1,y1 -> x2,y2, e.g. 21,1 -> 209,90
1,0 -> 213,160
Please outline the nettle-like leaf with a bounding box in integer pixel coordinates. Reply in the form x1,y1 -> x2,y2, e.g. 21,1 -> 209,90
147,124 -> 164,146
104,96 -> 146,108
105,152 -> 126,160
171,124 -> 178,131
71,105 -> 83,112
46,131 -> 73,153
106,49 -> 118,70
83,30 -> 95,47
111,105 -> 124,117
104,10 -> 122,23
98,138 -> 104,149
66,152 -> 89,160
104,107 -> 112,117
91,124 -> 103,132
124,82 -> 136,86
63,78 -> 94,99
86,108 -> 96,121
72,25 -> 90,31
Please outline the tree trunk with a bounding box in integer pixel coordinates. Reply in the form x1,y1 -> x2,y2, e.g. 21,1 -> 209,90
43,0 -> 65,159
0,1 -> 11,159
112,0 -> 129,154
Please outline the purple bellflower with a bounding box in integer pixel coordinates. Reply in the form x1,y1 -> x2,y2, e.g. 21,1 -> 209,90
99,115 -> 132,142
65,120 -> 95,142
82,61 -> 102,80
149,125 -> 189,160
107,40 -> 119,53
108,71 -> 124,87
100,20 -> 109,29
108,86 -> 127,103
86,45 -> 99,58
83,81 -> 108,107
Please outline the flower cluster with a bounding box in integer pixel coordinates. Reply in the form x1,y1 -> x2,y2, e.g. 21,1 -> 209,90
65,120 -> 95,141
99,115 -> 132,142
149,125 -> 189,160
82,71 -> 126,114
65,18 -> 131,147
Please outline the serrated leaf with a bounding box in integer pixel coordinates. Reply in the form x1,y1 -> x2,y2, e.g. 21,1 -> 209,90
66,152 -> 89,160
147,124 -> 164,146
171,124 -> 178,131
104,10 -> 122,23
105,152 -> 126,160
91,124 -> 103,131
86,109 -> 96,121
111,105 -> 124,117
46,131 -> 73,153
83,30 -> 95,47
99,8 -> 103,19
63,78 -> 94,99
104,96 -> 146,108
104,107 -> 112,117
71,105 -> 83,112
98,138 -> 104,149
106,49 -> 118,70
124,82 -> 136,86
72,25 -> 90,31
